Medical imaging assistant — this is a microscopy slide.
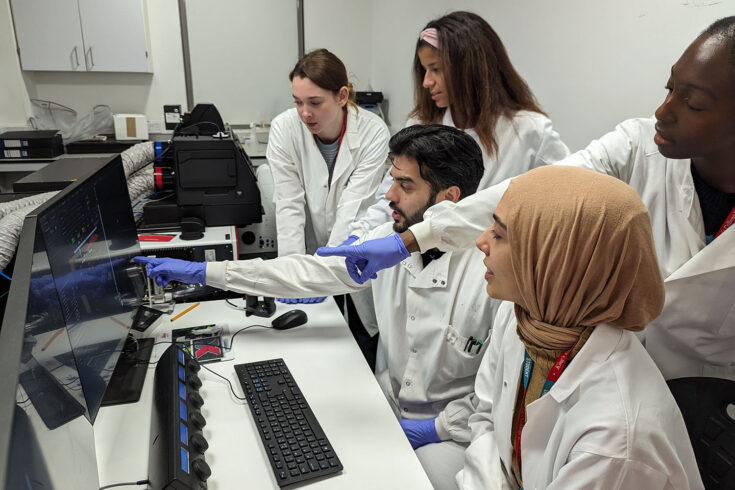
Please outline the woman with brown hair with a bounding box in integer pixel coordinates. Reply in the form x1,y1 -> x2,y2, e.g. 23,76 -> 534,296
266,49 -> 389,364
348,11 -> 569,235
267,48 -> 389,277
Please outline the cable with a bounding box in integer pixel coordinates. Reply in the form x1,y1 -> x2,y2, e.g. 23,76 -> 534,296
225,298 -> 246,310
229,324 -> 271,345
174,121 -> 222,136
126,339 -> 175,366
198,362 -> 247,401
99,480 -> 149,490
0,270 -> 11,281
131,191 -> 174,210
154,143 -> 171,161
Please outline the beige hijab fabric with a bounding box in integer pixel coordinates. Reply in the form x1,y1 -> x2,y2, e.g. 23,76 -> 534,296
501,166 -> 665,350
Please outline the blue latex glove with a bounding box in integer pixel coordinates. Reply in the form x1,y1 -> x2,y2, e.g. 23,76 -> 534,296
133,256 -> 206,287
316,234 -> 410,284
399,418 -> 441,449
338,235 -> 359,246
276,297 -> 326,304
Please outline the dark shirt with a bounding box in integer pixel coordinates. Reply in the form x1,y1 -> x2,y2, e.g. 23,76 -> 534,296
421,249 -> 445,267
691,164 -> 735,241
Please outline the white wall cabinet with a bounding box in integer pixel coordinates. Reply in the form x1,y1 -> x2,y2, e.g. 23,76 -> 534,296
10,0 -> 151,72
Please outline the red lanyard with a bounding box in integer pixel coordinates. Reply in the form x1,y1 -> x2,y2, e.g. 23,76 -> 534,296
336,111 -> 347,155
514,348 -> 572,479
714,205 -> 735,240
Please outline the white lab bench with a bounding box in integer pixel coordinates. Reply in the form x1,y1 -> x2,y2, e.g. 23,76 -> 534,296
94,298 -> 433,489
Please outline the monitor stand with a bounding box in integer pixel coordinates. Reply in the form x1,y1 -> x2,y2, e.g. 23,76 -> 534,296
100,337 -> 154,406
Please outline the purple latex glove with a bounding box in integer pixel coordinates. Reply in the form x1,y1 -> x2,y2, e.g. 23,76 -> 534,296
276,297 -> 326,304
399,418 -> 441,449
316,234 -> 410,284
133,256 -> 206,287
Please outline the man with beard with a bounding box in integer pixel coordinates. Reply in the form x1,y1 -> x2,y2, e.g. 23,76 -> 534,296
135,125 -> 500,486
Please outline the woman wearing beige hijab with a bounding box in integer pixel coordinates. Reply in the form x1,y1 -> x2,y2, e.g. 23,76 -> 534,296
457,166 -> 702,489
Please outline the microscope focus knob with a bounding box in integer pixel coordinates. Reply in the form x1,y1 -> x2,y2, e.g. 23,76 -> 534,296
186,359 -> 201,374
241,231 -> 256,245
188,391 -> 204,409
190,431 -> 209,453
187,373 -> 202,390
192,458 -> 211,481
190,410 -> 207,430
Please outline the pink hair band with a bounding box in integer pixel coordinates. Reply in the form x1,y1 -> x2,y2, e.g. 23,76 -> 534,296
419,28 -> 440,49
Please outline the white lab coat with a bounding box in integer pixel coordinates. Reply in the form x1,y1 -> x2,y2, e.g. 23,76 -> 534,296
206,221 -> 500,440
410,118 -> 735,380
457,302 -> 703,490
348,109 -> 569,235
267,105 -> 390,255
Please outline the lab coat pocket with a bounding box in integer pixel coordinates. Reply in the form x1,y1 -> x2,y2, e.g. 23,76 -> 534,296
437,324 -> 489,382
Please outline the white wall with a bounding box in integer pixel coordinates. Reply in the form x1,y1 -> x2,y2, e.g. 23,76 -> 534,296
304,0 -> 374,92
185,0 -> 298,126
369,0 -> 735,150
1,0 -> 186,131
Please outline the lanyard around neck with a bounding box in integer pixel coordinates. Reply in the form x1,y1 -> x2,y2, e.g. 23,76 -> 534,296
714,205 -> 735,240
514,348 -> 572,482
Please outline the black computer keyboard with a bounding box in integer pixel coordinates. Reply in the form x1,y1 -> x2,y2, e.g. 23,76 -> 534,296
234,358 -> 343,487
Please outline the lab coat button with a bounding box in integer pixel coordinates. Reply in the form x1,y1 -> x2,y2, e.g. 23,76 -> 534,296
503,380 -> 508,387
405,380 -> 411,386
441,280 -> 445,285
323,184 -> 327,188
411,348 -> 417,354
410,315 -> 415,321
432,279 -> 437,284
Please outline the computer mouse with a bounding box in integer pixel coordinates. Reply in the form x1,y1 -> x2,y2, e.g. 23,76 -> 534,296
271,309 -> 308,330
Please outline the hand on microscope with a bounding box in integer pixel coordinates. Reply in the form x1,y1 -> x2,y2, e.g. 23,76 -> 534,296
133,256 -> 206,287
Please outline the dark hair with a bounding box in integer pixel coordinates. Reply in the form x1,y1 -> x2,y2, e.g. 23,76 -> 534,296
389,124 -> 484,199
289,48 -> 357,110
409,11 -> 544,156
702,16 -> 735,68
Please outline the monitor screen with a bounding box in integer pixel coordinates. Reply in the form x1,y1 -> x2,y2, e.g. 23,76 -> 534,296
36,155 -> 144,423
0,216 -> 99,489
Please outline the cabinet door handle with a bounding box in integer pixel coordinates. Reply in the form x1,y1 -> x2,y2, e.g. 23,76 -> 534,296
86,47 -> 95,69
71,46 -> 80,70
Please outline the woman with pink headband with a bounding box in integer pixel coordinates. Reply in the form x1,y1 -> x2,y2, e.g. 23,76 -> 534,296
348,11 -> 569,236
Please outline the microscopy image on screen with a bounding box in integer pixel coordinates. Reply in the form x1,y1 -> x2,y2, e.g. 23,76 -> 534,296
38,160 -> 142,422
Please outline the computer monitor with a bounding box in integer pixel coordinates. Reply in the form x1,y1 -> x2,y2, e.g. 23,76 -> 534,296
0,215 -> 99,489
0,153 -> 150,488
34,154 -> 145,423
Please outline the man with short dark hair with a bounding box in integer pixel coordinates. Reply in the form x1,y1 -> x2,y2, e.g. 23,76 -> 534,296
136,125 -> 501,488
